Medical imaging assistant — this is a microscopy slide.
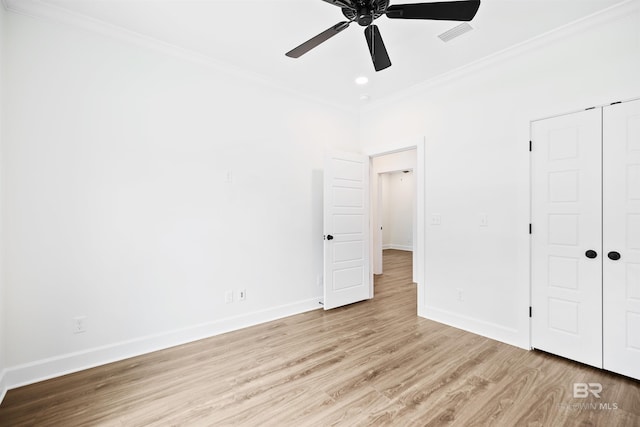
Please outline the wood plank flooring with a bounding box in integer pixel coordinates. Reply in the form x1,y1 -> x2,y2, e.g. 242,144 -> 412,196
1,250 -> 639,426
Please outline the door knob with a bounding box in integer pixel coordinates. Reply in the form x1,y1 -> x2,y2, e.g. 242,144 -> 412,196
607,251 -> 621,261
326,235 -> 334,241
585,250 -> 598,259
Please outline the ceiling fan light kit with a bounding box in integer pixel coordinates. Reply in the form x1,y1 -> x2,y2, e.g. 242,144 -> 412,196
286,0 -> 481,72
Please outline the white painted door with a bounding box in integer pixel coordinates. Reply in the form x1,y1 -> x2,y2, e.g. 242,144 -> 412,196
531,108 -> 603,368
603,99 -> 640,379
323,151 -> 371,310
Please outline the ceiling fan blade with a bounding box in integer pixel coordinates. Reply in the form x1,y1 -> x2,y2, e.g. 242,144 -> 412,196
286,22 -> 351,59
365,25 -> 392,72
319,0 -> 356,10
386,0 -> 480,21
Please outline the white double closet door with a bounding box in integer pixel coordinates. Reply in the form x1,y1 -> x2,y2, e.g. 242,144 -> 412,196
531,99 -> 640,380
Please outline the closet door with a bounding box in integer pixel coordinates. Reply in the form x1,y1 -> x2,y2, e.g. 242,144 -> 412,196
603,99 -> 640,380
531,108 -> 603,368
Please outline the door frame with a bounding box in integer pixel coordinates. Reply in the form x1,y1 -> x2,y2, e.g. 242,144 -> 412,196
366,140 -> 426,315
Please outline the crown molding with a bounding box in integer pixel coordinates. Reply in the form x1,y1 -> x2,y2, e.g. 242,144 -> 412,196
3,0 -> 358,114
4,0 -> 635,114
362,0 -> 637,112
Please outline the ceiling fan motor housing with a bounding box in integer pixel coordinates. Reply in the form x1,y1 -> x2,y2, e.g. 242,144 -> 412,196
342,0 -> 390,26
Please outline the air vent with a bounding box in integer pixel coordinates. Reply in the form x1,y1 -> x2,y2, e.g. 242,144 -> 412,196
438,23 -> 474,42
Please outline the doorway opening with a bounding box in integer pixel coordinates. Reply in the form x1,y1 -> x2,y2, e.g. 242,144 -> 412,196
379,169 -> 415,279
322,142 -> 425,313
369,144 -> 424,315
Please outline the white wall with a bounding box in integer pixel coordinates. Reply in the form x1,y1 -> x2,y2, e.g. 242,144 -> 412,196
381,171 -> 414,251
0,0 -> 6,403
360,1 -> 640,349
2,11 -> 359,388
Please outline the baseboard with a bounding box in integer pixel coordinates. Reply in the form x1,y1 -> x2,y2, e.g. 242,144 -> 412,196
2,297 -> 321,394
420,305 -> 528,350
383,244 -> 413,252
0,368 -> 7,404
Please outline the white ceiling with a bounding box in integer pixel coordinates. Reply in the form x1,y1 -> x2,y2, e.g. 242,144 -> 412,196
11,0 -> 627,109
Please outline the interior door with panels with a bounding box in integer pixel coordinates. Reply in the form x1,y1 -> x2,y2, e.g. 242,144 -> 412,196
603,99 -> 640,379
531,108 -> 603,368
323,151 -> 371,310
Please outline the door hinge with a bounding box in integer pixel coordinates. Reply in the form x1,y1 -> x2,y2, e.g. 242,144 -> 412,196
610,101 -> 622,105
529,306 -> 532,318
585,106 -> 596,110
529,224 -> 532,234
529,140 -> 532,152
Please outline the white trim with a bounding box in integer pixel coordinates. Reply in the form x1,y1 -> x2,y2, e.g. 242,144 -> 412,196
383,244 -> 413,252
416,140 -> 426,311
529,120 -> 534,351
2,298 -> 320,393
2,0 -> 355,114
424,306 -> 527,350
530,95 -> 640,124
369,146 -> 417,159
0,369 -> 7,404
0,0 -> 6,406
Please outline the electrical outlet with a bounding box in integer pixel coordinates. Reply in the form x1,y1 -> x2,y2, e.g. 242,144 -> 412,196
238,289 -> 246,301
73,316 -> 87,334
317,275 -> 323,287
431,214 -> 442,226
225,290 -> 233,304
456,289 -> 464,302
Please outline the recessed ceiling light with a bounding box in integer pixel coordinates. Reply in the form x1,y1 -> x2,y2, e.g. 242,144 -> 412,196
355,76 -> 369,85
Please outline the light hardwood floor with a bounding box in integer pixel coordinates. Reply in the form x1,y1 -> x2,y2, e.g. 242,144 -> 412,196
1,250 -> 639,426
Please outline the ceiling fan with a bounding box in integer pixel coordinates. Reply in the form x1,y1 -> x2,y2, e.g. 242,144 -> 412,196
286,0 -> 481,72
